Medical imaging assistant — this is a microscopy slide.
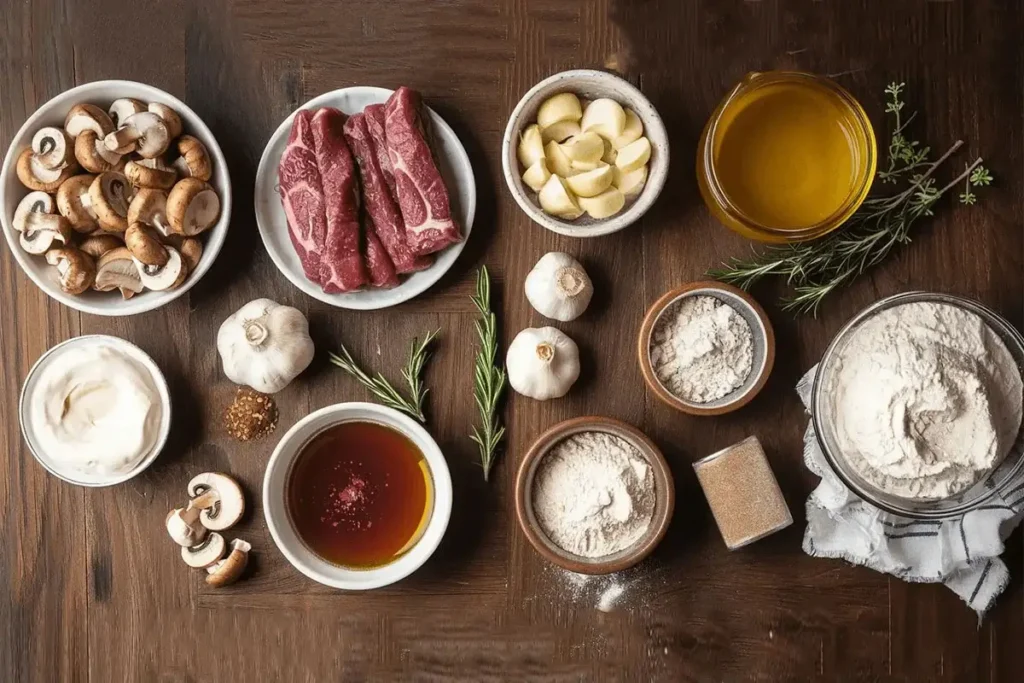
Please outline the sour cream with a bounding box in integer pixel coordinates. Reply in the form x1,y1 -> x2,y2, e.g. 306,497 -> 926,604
24,338 -> 166,479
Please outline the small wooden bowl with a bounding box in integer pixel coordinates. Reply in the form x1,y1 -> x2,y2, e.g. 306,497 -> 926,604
515,416 -> 675,575
638,281 -> 775,416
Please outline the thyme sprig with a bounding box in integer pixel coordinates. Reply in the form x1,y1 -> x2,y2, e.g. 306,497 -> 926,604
469,266 -> 507,481
328,329 -> 439,423
710,82 -> 993,316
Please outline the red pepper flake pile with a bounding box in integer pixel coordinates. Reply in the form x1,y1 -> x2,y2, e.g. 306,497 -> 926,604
224,387 -> 279,442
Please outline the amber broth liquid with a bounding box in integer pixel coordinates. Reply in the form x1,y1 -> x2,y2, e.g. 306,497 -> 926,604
286,421 -> 432,568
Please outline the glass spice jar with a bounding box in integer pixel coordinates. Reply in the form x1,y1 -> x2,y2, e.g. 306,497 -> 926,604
693,436 -> 793,549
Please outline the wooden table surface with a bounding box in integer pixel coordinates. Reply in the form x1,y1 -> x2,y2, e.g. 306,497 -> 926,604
2,0 -> 1022,681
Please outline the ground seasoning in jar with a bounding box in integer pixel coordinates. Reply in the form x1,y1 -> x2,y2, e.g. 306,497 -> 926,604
693,436 -> 792,549
224,387 -> 279,442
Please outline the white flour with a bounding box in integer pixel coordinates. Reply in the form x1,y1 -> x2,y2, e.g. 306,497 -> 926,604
830,302 -> 1023,499
650,295 -> 753,403
532,432 -> 655,558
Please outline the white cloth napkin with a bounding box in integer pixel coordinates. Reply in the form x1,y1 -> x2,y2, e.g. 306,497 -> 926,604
798,366 -> 1024,615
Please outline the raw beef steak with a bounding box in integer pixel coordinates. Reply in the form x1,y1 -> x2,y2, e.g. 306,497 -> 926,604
384,87 -> 462,256
364,221 -> 400,288
278,109 -> 327,284
363,105 -> 397,196
343,112 -> 432,275
311,108 -> 367,293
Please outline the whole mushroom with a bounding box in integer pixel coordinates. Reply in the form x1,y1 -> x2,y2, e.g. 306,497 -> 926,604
64,103 -> 114,139
94,247 -> 144,300
89,172 -> 133,232
79,234 -> 124,259
104,111 -> 170,158
125,158 -> 177,190
56,174 -> 100,233
171,135 -> 212,182
74,130 -> 123,173
45,247 -> 96,294
16,148 -> 75,192
179,238 -> 203,273
108,98 -> 146,129
127,189 -> 172,235
148,103 -> 183,139
167,178 -> 220,236
125,222 -> 169,267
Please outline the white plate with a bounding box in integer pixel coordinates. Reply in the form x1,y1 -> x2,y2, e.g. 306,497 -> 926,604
255,86 -> 475,310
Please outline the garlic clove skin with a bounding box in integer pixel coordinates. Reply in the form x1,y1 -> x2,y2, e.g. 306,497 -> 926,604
524,252 -> 593,322
217,298 -> 315,394
506,326 -> 580,401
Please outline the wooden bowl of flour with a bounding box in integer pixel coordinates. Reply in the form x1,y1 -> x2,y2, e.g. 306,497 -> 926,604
638,281 -> 775,416
515,416 -> 675,575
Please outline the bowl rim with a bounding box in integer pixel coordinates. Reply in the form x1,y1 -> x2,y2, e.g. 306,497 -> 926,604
811,290 -> 1024,519
514,415 -> 675,575
501,68 -> 669,238
0,79 -> 232,316
18,334 -> 172,486
638,280 -> 776,416
262,401 -> 453,589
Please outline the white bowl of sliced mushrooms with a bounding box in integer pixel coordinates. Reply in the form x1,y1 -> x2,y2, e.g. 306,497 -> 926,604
0,80 -> 231,316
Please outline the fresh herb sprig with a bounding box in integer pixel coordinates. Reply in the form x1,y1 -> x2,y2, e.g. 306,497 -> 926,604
469,266 -> 507,481
709,82 -> 993,316
328,329 -> 439,423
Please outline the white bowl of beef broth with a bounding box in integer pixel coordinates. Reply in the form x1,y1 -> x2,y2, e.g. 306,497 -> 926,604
263,402 -> 453,590
254,86 -> 475,311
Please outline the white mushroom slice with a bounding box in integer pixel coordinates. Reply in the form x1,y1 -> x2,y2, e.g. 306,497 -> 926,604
167,178 -> 220,236
171,135 -> 212,182
79,234 -> 124,259
205,539 -> 250,587
74,130 -> 123,173
20,213 -> 73,254
45,247 -> 96,295
103,112 -> 170,159
107,98 -> 146,129
16,148 -> 74,192
166,507 -> 207,547
125,222 -> 169,267
31,127 -> 74,170
127,189 -> 172,235
181,532 -> 227,569
187,473 -> 246,531
94,247 -> 144,298
125,158 -> 177,190
13,192 -> 55,232
134,246 -> 184,291
64,103 -> 114,139
56,174 -> 100,233
148,103 -> 183,139
89,172 -> 133,232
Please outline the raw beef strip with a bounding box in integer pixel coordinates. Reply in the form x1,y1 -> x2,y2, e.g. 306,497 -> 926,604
363,105 -> 397,195
364,220 -> 400,288
384,87 -> 463,256
343,113 -> 432,274
311,108 -> 367,293
277,109 -> 327,284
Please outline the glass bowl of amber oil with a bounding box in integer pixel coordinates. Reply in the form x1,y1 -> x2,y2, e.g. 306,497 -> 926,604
697,71 -> 876,243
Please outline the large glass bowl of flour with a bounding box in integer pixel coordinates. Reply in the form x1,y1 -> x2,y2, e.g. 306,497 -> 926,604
813,292 -> 1024,519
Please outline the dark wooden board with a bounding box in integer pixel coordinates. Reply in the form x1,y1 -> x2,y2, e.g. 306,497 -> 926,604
1,0 -> 1021,680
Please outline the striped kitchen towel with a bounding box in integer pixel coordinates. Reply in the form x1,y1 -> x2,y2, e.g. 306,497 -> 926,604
797,366 -> 1024,616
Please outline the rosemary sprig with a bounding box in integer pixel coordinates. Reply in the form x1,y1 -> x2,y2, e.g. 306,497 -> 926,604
709,82 -> 994,316
469,266 -> 507,481
328,330 -> 439,423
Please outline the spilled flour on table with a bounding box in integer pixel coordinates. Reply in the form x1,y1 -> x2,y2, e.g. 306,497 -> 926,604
543,563 -> 664,613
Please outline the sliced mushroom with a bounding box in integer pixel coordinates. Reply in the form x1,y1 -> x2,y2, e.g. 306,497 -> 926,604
134,245 -> 184,290
64,103 -> 114,139
167,178 -> 220,236
125,222 -> 169,266
166,507 -> 207,548
94,247 -> 144,299
13,192 -> 55,232
20,213 -> 73,254
74,130 -> 123,174
89,172 -> 133,232
179,238 -> 203,272
187,473 -> 246,531
79,234 -> 123,259
56,174 -> 100,233
205,539 -> 250,587
171,135 -> 212,182
127,188 -> 172,235
181,532 -> 227,569
148,103 -> 183,139
124,158 -> 177,190
103,111 -> 169,158
16,148 -> 75,192
31,127 -> 74,171
108,98 -> 146,129
45,247 -> 96,294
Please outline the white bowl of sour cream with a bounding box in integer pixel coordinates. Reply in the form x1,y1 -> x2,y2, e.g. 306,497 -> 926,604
19,335 -> 171,486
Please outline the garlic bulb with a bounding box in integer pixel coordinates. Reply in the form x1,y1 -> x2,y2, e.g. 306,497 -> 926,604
217,298 -> 314,394
506,327 -> 580,400
524,252 -> 593,322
